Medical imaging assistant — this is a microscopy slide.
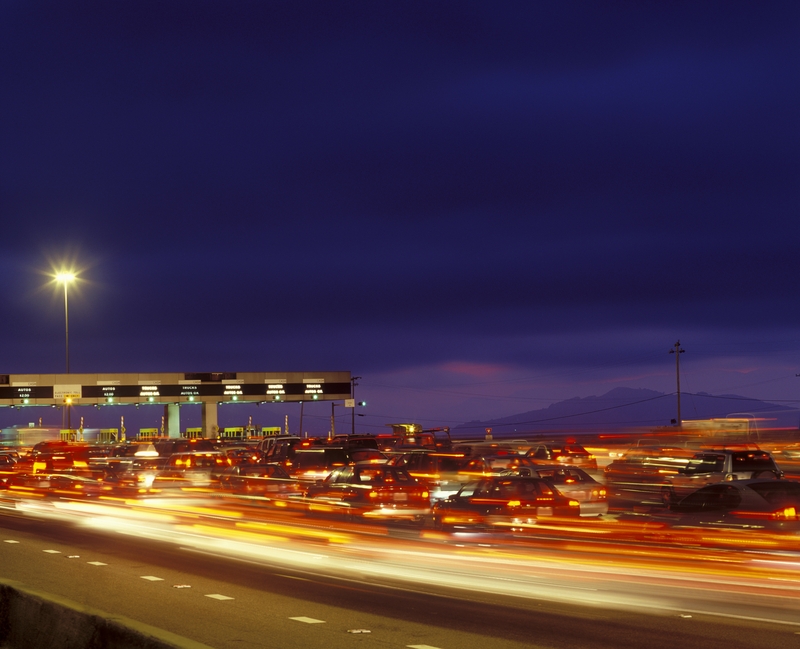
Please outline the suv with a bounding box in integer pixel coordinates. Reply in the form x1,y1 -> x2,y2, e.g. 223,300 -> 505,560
661,447 -> 783,505
385,450 -> 467,501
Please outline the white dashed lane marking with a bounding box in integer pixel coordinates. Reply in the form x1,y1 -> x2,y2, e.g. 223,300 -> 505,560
140,576 -> 164,581
290,617 -> 325,624
3,540 -> 20,544
87,561 -> 107,566
408,645 -> 443,649
205,594 -> 234,601
43,550 -> 61,554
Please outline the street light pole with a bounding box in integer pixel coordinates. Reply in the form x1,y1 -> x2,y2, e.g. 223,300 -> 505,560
62,279 -> 70,373
56,272 -> 76,428
669,340 -> 685,426
351,376 -> 361,435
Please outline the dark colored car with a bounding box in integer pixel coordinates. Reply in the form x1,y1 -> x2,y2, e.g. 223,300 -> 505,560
458,454 -> 540,481
4,473 -> 108,498
153,451 -> 231,488
262,436 -> 305,464
301,463 -> 430,522
519,465 -> 608,517
218,462 -> 300,497
658,478 -> 800,532
385,450 -> 467,501
661,448 -> 783,504
604,446 -> 695,505
526,442 -> 598,471
288,446 -> 386,481
431,476 -> 581,532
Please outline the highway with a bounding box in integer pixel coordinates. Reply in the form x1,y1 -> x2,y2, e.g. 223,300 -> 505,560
1,490 -> 799,649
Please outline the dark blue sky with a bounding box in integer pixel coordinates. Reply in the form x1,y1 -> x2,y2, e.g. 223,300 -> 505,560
1,2 -> 798,435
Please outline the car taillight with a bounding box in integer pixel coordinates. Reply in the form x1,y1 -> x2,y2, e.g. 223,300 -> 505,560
421,491 -> 429,499
773,507 -> 797,520
369,491 -> 378,498
568,500 -> 580,507
507,500 -> 521,507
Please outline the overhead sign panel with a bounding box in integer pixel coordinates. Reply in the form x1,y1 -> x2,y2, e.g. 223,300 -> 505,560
0,372 -> 351,407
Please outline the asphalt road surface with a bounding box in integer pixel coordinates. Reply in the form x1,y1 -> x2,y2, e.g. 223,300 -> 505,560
1,500 -> 798,649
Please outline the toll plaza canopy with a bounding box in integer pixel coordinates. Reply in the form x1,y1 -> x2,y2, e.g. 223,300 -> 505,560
0,372 -> 352,407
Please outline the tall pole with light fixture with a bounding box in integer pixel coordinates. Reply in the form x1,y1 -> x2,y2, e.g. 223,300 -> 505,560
351,376 -> 361,435
56,272 -> 75,428
669,340 -> 685,426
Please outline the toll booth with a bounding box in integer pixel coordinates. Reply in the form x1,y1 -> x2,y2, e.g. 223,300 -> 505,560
260,426 -> 282,438
221,427 -> 244,440
183,427 -> 203,439
60,429 -> 81,442
99,428 -> 119,444
138,428 -> 161,441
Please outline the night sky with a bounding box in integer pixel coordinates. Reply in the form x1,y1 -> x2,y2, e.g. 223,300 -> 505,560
1,2 -> 798,436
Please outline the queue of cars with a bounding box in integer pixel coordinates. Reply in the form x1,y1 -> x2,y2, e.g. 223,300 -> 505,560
2,436 -> 799,535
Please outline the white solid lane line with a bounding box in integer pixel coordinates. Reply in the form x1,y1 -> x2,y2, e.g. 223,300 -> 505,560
290,617 -> 325,624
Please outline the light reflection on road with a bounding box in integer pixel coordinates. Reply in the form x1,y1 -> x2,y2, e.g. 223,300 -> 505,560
2,490 -> 799,627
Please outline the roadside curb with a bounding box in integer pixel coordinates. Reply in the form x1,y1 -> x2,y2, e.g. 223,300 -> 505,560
0,578 -> 215,649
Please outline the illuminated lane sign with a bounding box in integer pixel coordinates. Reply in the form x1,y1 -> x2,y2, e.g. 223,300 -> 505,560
0,373 -> 352,406
0,386 -> 54,399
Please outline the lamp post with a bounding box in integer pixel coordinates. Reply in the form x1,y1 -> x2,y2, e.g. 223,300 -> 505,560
56,272 -> 75,373
351,376 -> 361,435
56,272 -> 76,428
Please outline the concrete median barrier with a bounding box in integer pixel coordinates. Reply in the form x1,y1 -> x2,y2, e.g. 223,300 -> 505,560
0,579 -> 215,649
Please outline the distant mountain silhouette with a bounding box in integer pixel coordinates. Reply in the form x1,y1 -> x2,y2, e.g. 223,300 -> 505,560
451,387 -> 799,437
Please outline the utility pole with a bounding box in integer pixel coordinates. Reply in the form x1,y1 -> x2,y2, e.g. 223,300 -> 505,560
351,376 -> 361,435
669,340 -> 685,425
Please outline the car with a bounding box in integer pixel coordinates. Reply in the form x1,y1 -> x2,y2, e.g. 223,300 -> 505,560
301,463 -> 430,523
261,436 -> 305,464
526,441 -> 598,471
103,457 -> 165,493
604,446 -> 696,505
661,447 -> 783,505
152,438 -> 216,456
431,476 -> 581,532
288,446 -> 386,481
220,446 -> 262,465
327,435 -> 380,450
4,472 -> 109,498
517,465 -> 608,516
458,454 -> 541,481
385,450 -> 467,501
657,478 -> 800,532
154,451 -> 231,488
217,462 -> 301,497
